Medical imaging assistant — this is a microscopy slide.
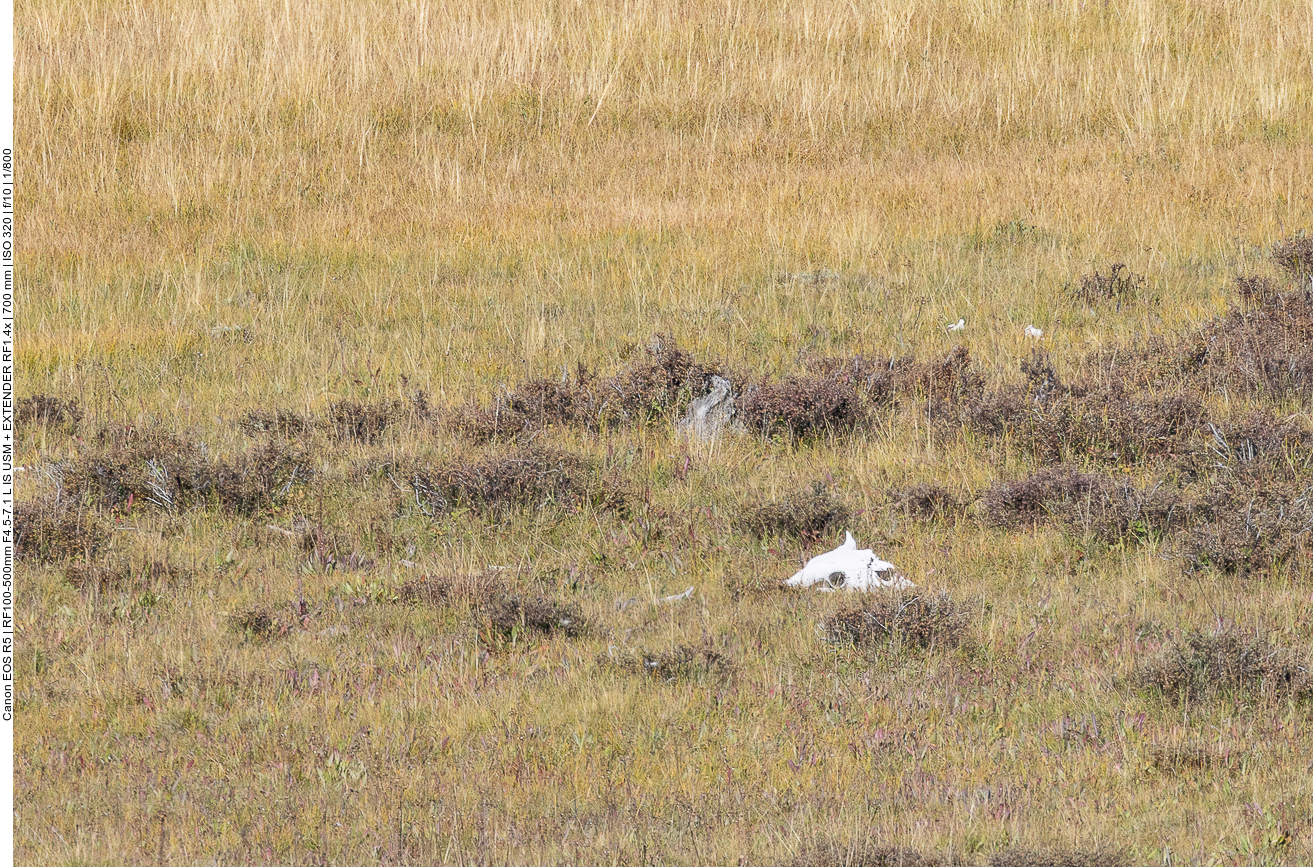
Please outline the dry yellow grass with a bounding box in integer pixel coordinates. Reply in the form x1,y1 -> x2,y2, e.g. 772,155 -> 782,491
14,0 -> 1313,864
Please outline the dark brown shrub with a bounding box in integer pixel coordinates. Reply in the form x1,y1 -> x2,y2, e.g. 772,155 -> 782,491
1079,284 -> 1313,405
448,336 -> 720,440
409,444 -> 627,516
396,571 -> 509,607
738,481 -> 851,544
69,426 -> 214,511
805,348 -> 985,409
449,370 -> 607,442
825,593 -> 970,651
1235,275 -> 1280,307
609,643 -> 732,681
16,395 -> 83,433
605,333 -> 720,423
15,497 -> 107,562
983,467 -> 1186,543
212,439 -> 314,516
230,606 -> 283,642
1134,629 -> 1312,703
1189,291 -> 1313,400
1272,233 -> 1313,281
65,559 -> 192,594
805,354 -> 907,407
982,467 -> 1115,530
1180,484 -> 1313,577
1043,391 -> 1199,465
1072,262 -> 1144,306
486,596 -> 585,639
445,400 -> 514,443
1083,334 -> 1190,396
325,399 -> 401,444
776,842 -> 966,867
237,408 -> 313,438
1019,349 -> 1062,398
917,345 -> 988,403
957,382 -> 1030,438
989,850 -> 1131,867
1203,412 -> 1313,470
64,427 -> 310,516
737,375 -> 862,439
891,483 -> 963,524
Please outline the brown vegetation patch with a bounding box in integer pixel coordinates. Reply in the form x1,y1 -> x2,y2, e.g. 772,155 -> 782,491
776,842 -> 966,867
486,596 -> 586,639
607,333 -> 720,423
609,642 -> 732,681
1021,388 -> 1204,466
891,483 -> 964,524
988,850 -> 1131,867
395,571 -> 510,607
811,346 -> 988,414
1235,275 -> 1281,308
15,497 -> 107,562
737,375 -> 863,439
325,399 -> 402,444
64,426 -> 311,516
448,335 -> 719,440
825,593 -> 970,651
447,373 -> 603,442
1186,289 -> 1313,401
408,444 -> 627,516
738,481 -> 851,544
237,408 -> 313,438
64,559 -> 193,594
1134,629 -> 1312,703
803,354 -> 907,408
981,467 -> 1116,530
1180,472 -> 1313,576
981,467 -> 1187,544
16,395 -> 83,433
1071,262 -> 1144,307
966,351 -> 1205,466
1202,412 -> 1313,470
1272,233 -> 1313,281
229,606 -> 284,642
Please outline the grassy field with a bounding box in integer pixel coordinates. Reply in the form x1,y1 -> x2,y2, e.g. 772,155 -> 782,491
13,0 -> 1313,864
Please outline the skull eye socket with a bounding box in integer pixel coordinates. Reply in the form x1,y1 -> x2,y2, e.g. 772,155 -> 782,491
825,571 -> 847,588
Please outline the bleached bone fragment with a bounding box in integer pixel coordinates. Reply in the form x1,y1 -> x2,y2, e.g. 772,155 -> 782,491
783,532 -> 913,592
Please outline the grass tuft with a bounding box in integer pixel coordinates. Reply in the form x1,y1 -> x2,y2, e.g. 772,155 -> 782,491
1271,233 -> 1313,281
987,850 -> 1131,867
776,842 -> 967,867
737,375 -> 863,440
1134,629 -> 1312,703
825,592 -> 971,651
1071,263 -> 1145,307
608,642 -> 733,681
229,606 -> 283,642
738,481 -> 852,544
15,497 -> 107,562
408,444 -> 627,516
891,483 -> 965,525
486,596 -> 586,639
16,394 -> 83,433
